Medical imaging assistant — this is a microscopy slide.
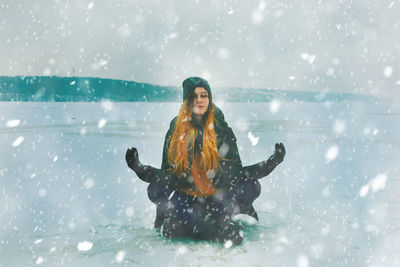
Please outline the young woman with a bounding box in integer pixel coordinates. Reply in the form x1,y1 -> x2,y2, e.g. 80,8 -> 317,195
126,77 -> 285,245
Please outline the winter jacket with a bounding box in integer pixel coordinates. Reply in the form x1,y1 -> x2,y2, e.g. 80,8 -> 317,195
160,105 -> 244,192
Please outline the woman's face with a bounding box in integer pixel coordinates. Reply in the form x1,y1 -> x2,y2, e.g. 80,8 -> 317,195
192,87 -> 209,116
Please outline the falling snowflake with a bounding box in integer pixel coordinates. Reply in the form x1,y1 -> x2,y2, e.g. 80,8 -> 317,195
359,174 -> 388,197
12,136 -> 24,147
35,257 -> 44,265
125,207 -> 134,217
77,241 -> 93,251
297,255 -> 309,267
84,178 -> 95,189
98,119 -> 107,128
218,48 -> 230,59
115,251 -> 126,263
6,119 -> 20,127
38,189 -> 47,197
301,53 -> 316,64
269,100 -> 280,113
383,66 -> 393,77
325,146 -> 339,163
333,120 -> 346,134
224,240 -> 233,248
247,131 -> 260,146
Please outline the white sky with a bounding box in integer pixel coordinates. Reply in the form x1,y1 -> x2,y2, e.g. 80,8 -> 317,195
0,0 -> 399,97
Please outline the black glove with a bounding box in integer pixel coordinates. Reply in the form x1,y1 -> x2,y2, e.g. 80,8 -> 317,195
125,147 -> 142,171
241,142 -> 286,180
125,147 -> 154,182
268,143 -> 286,167
125,147 -> 192,188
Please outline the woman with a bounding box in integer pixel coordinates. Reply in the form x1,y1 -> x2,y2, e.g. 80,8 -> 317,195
126,77 -> 285,245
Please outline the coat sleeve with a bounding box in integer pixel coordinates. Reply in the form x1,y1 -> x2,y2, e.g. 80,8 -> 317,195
222,127 -> 243,171
214,126 -> 244,188
222,127 -> 276,182
161,117 -> 176,171
241,158 -> 278,179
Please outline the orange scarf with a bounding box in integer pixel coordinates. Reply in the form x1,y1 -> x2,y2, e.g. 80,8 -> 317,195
184,154 -> 216,197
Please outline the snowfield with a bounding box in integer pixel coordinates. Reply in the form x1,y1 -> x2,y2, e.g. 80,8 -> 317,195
0,100 -> 399,266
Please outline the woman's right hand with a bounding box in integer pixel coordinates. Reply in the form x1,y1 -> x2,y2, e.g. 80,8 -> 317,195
125,147 -> 155,183
126,147 -> 140,170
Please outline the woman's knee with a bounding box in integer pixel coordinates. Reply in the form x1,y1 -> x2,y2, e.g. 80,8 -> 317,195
147,182 -> 170,202
240,179 -> 261,199
251,179 -> 261,198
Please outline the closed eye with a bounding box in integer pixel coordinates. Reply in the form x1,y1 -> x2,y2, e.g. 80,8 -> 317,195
192,93 -> 208,98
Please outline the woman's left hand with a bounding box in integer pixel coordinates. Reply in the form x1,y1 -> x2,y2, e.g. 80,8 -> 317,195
268,143 -> 286,166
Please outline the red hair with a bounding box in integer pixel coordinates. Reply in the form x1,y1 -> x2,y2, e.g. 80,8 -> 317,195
167,99 -> 220,175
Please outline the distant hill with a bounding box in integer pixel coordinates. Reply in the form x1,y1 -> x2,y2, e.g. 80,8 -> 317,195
0,75 -> 380,102
0,76 -> 179,102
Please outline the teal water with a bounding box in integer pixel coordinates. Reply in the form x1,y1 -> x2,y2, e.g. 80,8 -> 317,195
0,76 -> 382,103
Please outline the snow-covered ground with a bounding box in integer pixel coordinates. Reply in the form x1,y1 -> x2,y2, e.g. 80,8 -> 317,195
0,100 -> 399,266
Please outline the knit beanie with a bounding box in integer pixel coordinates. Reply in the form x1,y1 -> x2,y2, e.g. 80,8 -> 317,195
182,77 -> 212,102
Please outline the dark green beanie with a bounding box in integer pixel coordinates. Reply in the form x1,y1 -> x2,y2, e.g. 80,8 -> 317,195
182,77 -> 212,102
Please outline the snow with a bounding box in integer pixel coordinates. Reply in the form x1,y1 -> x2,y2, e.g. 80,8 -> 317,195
38,188 -> 47,197
218,48 -> 230,59
383,66 -> 393,77
370,174 -> 388,192
101,101 -> 113,111
84,178 -> 95,189
224,240 -> 233,248
301,53 -> 316,64
68,222 -> 76,229
247,131 -> 260,146
361,173 -> 389,196
87,2 -> 94,10
359,185 -> 369,197
98,118 -> 107,128
91,60 -> 109,71
11,136 -> 24,147
115,250 -> 126,263
125,207 -> 134,217
324,145 -> 339,162
117,24 -> 131,38
42,68 -> 51,76
77,241 -> 93,251
297,255 -> 309,267
269,100 -> 281,114
0,100 -> 400,266
321,186 -> 330,197
168,190 -> 176,200
6,119 -> 20,127
35,257 -> 44,265
176,246 -> 188,256
232,214 -> 258,226
333,120 -> 346,134
252,10 -> 264,24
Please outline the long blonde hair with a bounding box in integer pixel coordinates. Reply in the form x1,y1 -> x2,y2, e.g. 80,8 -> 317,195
167,99 -> 220,175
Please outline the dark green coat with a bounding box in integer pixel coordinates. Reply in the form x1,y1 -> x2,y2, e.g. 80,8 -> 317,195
160,105 -> 243,192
